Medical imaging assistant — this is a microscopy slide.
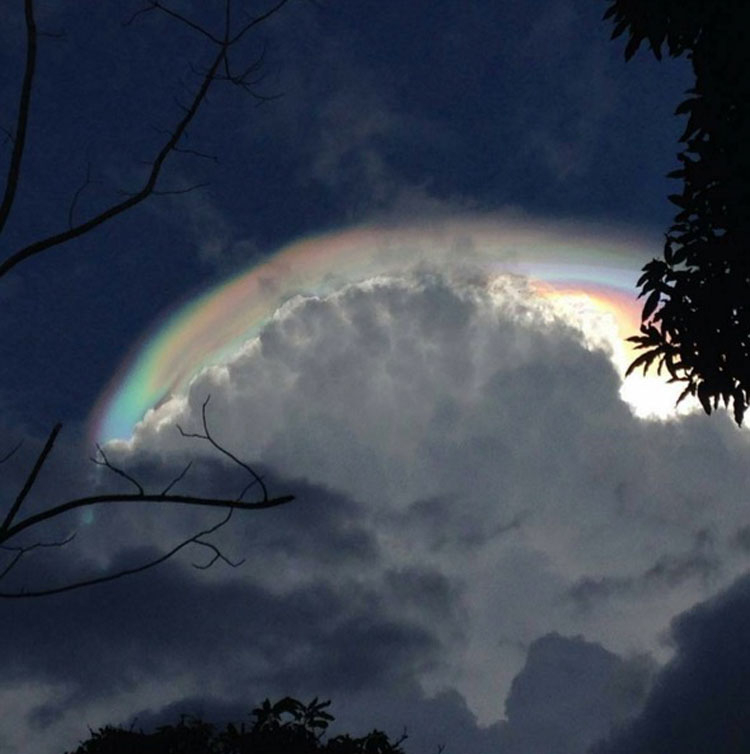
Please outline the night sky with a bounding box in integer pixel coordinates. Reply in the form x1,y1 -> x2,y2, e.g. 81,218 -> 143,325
3,2 -> 750,753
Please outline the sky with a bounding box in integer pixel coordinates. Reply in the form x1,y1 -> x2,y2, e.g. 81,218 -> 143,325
3,1 -> 750,753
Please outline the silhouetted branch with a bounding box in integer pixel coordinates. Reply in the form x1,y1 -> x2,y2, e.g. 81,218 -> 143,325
178,394 -> 268,502
67,163 -> 97,228
151,182 -> 211,196
0,533 -> 75,580
91,443 -> 144,495
126,1 -> 223,45
0,124 -> 15,146
161,460 -> 192,495
0,0 -> 298,598
0,44 -> 225,279
0,422 -> 61,534
0,0 -> 294,280
172,146 -> 219,162
0,0 -> 36,237
0,419 -> 293,598
0,440 -> 23,465
0,508 -> 240,598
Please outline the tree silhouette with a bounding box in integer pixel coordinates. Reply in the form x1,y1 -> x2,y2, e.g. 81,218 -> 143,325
0,1 -> 298,597
65,697 -> 409,754
602,0 -> 750,423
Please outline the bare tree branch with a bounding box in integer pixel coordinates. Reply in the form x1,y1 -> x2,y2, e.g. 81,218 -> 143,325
2,489 -> 293,545
0,533 -> 75,580
67,163 -> 97,229
0,1 -> 298,597
151,182 -> 210,196
0,44 -> 225,279
0,0 -> 295,280
128,1 -> 223,45
178,394 -> 268,502
91,443 -> 144,495
0,0 -> 37,236
160,460 -> 192,495
229,0 -> 292,46
0,440 -> 23,465
0,419 -> 293,598
0,422 -> 61,534
0,508 -> 240,598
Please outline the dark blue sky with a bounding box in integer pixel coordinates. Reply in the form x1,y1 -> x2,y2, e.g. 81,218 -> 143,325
1,0 -> 690,432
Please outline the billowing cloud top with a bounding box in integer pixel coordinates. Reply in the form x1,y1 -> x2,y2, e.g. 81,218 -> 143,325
91,219 -> 670,444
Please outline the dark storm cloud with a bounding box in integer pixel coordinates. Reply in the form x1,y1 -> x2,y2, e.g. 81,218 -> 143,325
1,544 -> 442,726
497,633 -> 654,754
593,573 -> 750,754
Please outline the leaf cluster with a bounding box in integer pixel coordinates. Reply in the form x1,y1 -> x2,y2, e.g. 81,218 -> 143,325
65,697 -> 408,754
604,0 -> 750,423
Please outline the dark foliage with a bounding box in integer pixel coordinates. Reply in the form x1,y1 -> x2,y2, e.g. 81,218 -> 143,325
65,697 -> 408,754
603,0 -> 750,423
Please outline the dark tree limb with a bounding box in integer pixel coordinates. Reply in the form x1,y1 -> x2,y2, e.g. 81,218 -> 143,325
0,0 -> 36,236
0,43 -> 225,279
0,508 -> 243,598
0,419 -> 293,597
0,0 -> 293,280
0,422 -> 61,534
0,533 -> 75,580
0,1 -> 298,597
91,443 -> 144,495
178,394 -> 268,502
0,440 -> 23,465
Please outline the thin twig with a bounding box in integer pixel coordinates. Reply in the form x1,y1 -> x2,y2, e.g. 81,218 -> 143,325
68,163 -> 96,229
91,443 -> 144,495
0,423 -> 61,533
161,461 -> 192,495
0,533 -> 75,580
0,440 -> 23,465
0,509 -> 237,598
173,146 -> 218,162
177,395 -> 268,502
0,43 -> 226,279
151,182 -> 210,196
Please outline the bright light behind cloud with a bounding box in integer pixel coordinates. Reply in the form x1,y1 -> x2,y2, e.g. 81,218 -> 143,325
538,286 -> 697,420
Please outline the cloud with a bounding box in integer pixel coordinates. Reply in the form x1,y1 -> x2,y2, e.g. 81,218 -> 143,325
593,573 -> 750,754
121,269 -> 750,723
8,269 -> 750,753
497,633 -> 654,754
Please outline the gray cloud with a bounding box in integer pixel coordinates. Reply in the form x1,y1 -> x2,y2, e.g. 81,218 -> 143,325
123,269 -> 750,725
593,573 -> 750,754
7,268 -> 750,753
497,633 -> 654,754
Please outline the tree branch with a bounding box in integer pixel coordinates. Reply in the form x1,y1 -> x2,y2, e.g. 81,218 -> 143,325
91,443 -> 144,495
0,0 -> 37,236
0,508 -> 241,598
177,394 -> 268,502
0,422 -> 61,534
0,414 -> 293,597
0,43 -> 226,280
0,439 -> 23,464
1,488 -> 292,544
0,532 -> 75,581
